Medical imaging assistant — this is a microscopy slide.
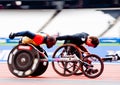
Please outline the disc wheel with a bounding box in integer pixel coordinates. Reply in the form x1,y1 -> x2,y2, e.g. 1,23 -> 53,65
7,44 -> 40,77
52,44 -> 82,76
81,54 -> 104,78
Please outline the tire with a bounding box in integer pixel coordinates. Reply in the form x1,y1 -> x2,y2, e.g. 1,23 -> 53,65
7,44 -> 40,78
81,54 -> 104,78
52,44 -> 82,76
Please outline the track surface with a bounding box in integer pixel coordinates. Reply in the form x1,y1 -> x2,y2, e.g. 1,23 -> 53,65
0,63 -> 120,85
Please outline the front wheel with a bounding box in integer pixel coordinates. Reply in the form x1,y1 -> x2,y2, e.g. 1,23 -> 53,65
81,54 -> 104,78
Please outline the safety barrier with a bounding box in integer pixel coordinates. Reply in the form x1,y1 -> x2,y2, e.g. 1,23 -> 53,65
99,37 -> 120,43
0,37 -> 120,62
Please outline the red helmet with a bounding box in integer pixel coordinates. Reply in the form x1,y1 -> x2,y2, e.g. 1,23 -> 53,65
46,36 -> 56,48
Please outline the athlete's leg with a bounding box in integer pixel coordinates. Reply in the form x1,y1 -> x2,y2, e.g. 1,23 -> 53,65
9,31 -> 35,39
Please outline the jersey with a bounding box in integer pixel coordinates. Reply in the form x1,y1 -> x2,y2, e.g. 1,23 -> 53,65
56,32 -> 89,46
22,32 -> 47,46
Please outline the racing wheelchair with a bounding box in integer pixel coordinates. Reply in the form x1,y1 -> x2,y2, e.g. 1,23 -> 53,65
7,43 -> 104,78
52,44 -> 104,78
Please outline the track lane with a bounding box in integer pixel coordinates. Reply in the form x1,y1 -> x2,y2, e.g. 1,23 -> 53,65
0,63 -> 120,85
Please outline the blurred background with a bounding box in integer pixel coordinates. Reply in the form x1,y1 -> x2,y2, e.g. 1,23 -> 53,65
0,0 -> 120,62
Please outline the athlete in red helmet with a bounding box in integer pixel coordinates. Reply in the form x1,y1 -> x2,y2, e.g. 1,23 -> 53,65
9,31 -> 56,48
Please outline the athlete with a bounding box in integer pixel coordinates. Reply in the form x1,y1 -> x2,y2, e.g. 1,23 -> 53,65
56,32 -> 99,50
56,32 -> 100,74
9,31 -> 56,48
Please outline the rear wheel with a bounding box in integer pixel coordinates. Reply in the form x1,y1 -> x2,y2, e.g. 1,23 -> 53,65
30,46 -> 48,77
7,44 -> 40,77
52,44 -> 82,76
